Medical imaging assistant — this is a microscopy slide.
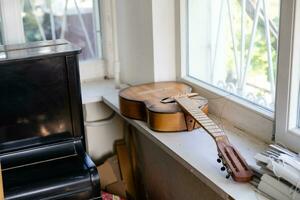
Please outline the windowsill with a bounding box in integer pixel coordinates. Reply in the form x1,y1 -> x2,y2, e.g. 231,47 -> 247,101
102,89 -> 270,200
80,78 -> 127,104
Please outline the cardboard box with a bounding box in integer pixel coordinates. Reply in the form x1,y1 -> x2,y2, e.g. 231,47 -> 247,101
97,156 -> 126,198
115,140 -> 136,199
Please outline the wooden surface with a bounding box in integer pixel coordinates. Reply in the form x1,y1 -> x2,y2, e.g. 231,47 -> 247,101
0,39 -> 80,62
128,124 -> 223,200
119,82 -> 208,132
103,91 -> 270,200
116,140 -> 136,199
0,164 -> 4,200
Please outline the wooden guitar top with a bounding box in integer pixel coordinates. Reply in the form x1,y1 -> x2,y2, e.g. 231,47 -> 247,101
119,82 -> 208,132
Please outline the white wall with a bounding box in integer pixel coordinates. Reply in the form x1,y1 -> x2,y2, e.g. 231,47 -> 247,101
116,0 -> 177,85
116,0 -> 155,85
152,0 -> 176,82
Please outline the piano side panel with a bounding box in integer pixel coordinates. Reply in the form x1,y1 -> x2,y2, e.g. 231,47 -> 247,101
65,55 -> 85,141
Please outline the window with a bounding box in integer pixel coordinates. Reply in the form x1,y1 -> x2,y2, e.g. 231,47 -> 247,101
182,0 -> 300,151
0,0 -> 102,61
21,0 -> 102,61
1,0 -> 116,81
186,0 -> 280,111
275,0 -> 300,151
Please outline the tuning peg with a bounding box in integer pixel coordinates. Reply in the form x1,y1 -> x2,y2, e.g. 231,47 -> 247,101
217,158 -> 221,163
221,166 -> 226,171
226,174 -> 230,179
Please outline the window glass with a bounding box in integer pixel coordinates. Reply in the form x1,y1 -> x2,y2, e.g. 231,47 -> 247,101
187,0 -> 280,111
22,0 -> 100,61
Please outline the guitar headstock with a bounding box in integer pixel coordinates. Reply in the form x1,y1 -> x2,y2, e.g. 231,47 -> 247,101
216,137 -> 253,182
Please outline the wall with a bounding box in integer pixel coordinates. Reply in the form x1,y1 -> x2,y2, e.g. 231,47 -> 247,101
152,0 -> 176,82
116,0 -> 155,85
116,0 -> 176,85
128,125 -> 222,200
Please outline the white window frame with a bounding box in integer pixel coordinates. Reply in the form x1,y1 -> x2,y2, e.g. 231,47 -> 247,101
177,0 -> 296,144
275,0 -> 300,152
0,0 -> 116,81
0,0 -> 25,44
80,0 -> 117,81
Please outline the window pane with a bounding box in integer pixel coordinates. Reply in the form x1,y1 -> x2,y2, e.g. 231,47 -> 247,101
22,0 -> 101,61
187,0 -> 280,111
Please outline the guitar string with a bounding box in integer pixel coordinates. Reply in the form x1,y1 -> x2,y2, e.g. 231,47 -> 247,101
216,94 -> 230,133
193,93 -> 233,132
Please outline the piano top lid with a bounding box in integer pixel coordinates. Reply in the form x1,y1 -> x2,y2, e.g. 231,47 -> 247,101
0,39 -> 81,63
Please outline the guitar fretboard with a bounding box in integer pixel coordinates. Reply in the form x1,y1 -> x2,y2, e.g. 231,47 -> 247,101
176,97 -> 225,139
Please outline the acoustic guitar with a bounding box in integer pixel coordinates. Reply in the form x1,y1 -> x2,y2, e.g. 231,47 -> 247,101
119,82 -> 253,182
119,82 -> 208,132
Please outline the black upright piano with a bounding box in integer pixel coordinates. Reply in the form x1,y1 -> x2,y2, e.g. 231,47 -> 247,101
0,40 -> 101,199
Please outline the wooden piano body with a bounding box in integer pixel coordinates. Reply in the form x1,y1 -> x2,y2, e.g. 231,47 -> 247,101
0,40 -> 101,199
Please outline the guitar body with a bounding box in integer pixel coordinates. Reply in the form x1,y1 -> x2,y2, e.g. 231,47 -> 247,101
119,82 -> 208,132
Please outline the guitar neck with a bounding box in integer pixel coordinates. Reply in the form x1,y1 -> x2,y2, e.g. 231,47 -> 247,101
176,96 -> 253,182
175,97 -> 226,140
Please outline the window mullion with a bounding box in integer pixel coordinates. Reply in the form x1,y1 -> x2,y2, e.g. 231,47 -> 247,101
275,0 -> 300,151
93,0 -> 103,59
0,0 -> 25,44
